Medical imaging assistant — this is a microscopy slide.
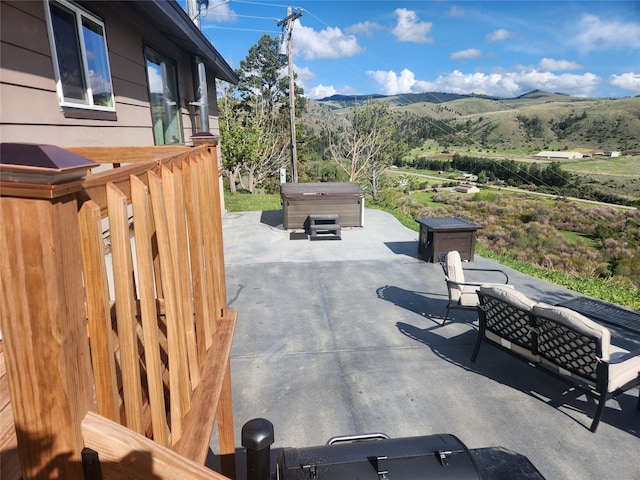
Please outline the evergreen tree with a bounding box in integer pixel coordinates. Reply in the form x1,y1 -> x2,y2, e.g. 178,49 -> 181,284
218,35 -> 305,192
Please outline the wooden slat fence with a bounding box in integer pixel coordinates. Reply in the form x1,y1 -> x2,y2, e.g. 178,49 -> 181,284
0,145 -> 236,480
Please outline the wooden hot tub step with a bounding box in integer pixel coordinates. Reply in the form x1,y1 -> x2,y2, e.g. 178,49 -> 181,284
308,214 -> 341,240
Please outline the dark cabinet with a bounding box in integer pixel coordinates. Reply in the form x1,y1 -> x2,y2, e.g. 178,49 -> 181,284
416,217 -> 481,262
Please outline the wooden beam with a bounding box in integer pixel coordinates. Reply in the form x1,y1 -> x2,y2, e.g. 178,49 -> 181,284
67,146 -> 190,165
0,194 -> 95,480
81,412 -> 231,480
172,310 -> 237,463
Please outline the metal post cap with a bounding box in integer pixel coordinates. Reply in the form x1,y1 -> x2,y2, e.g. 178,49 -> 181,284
241,418 -> 275,450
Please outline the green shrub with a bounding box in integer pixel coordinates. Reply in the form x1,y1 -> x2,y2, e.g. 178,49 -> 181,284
472,190 -> 499,202
373,188 -> 403,209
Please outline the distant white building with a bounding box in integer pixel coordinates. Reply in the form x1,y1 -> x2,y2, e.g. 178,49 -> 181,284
454,184 -> 480,194
607,150 -> 621,157
534,151 -> 583,160
459,173 -> 479,182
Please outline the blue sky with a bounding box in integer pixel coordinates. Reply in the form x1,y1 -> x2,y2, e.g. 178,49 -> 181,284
186,1 -> 640,99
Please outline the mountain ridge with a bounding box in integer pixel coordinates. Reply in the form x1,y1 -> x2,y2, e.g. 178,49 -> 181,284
303,90 -> 640,152
317,89 -> 636,104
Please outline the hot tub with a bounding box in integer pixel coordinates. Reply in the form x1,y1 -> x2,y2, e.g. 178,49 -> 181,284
281,182 -> 364,230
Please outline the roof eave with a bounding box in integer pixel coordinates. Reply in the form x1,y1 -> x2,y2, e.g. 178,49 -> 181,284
149,1 -> 239,84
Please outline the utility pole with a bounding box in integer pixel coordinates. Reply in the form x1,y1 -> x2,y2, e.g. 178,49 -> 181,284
278,8 -> 302,183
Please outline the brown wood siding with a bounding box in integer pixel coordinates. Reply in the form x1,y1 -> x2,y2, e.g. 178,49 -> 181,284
0,1 -> 222,147
0,82 -> 62,123
0,122 -> 155,147
0,1 -> 51,54
1,41 -> 55,90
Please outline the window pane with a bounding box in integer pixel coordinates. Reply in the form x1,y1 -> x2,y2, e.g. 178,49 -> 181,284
50,2 -> 87,104
146,50 -> 182,145
82,18 -> 113,107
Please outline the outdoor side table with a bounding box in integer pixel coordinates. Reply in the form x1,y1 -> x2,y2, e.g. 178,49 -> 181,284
416,217 -> 481,262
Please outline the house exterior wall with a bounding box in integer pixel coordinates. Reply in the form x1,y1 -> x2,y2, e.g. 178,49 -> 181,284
0,0 -> 220,147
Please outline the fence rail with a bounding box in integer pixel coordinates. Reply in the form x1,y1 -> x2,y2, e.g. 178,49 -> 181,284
1,144 -> 236,480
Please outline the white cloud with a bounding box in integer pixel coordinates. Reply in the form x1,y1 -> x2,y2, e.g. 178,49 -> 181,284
539,58 -> 583,71
391,8 -> 433,43
367,69 -> 430,95
306,84 -> 339,99
147,66 -> 163,94
294,23 -> 363,60
570,15 -> 640,51
201,2 -> 237,23
486,29 -> 515,42
427,70 -> 523,97
345,21 -> 383,37
367,68 -> 602,98
445,7 -> 465,18
610,72 -> 640,94
450,48 -> 483,61
512,70 -> 600,97
294,64 -> 315,86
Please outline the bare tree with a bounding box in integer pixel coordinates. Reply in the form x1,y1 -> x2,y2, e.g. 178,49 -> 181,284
241,95 -> 290,193
329,100 -> 395,197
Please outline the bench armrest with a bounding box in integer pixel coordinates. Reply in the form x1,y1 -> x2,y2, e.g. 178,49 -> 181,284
462,267 -> 509,283
608,347 -> 640,364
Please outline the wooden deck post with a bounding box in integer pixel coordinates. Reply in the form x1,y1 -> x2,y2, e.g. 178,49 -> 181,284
0,144 -> 97,480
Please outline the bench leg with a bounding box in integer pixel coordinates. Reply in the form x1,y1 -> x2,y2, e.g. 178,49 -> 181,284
590,401 -> 606,433
442,304 -> 451,325
471,331 -> 483,362
590,387 -> 609,433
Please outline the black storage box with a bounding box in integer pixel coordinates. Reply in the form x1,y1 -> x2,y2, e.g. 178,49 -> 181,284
415,217 -> 481,263
276,433 -> 482,479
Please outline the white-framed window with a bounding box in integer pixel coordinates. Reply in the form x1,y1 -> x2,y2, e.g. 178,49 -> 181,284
45,0 -> 115,111
145,47 -> 183,145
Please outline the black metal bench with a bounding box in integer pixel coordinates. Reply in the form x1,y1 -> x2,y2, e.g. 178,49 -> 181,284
308,214 -> 341,240
473,285 -> 640,432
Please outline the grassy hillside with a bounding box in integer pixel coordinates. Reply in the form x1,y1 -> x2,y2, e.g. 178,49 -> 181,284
301,91 -> 640,205
308,90 -> 640,152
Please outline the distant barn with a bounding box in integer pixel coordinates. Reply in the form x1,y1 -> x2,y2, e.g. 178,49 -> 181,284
533,151 -> 583,160
454,184 -> 480,194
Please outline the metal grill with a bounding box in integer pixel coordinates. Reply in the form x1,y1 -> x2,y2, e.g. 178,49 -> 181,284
560,296 -> 640,335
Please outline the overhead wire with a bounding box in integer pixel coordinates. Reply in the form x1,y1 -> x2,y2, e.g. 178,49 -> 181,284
300,7 -> 567,192
209,1 -> 575,193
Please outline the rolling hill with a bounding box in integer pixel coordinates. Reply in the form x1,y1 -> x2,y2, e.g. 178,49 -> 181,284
305,90 -> 640,153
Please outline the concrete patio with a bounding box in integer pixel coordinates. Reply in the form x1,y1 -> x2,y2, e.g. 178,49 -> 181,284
219,208 -> 640,479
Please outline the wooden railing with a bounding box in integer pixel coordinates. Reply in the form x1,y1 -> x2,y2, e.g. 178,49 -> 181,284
0,144 -> 236,480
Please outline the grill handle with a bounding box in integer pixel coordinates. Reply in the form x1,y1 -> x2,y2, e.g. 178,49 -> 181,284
326,433 -> 390,445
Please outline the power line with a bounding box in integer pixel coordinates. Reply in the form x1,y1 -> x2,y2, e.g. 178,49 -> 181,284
205,13 -> 280,21
202,25 -> 280,34
283,6 -> 576,191
232,0 -> 302,9
209,2 -> 582,192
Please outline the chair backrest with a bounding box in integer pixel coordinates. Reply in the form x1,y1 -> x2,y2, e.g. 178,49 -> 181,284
532,303 -> 610,384
477,286 -> 537,352
444,250 -> 465,301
